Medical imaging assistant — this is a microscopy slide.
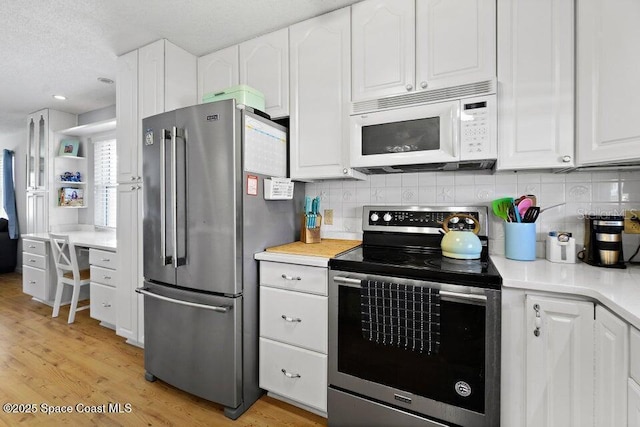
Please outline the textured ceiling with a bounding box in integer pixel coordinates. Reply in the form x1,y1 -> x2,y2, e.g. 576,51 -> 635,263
0,0 -> 361,135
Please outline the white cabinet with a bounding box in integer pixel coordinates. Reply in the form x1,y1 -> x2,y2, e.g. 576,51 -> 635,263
524,294 -> 594,427
630,328 -> 640,427
289,7 -> 363,181
25,109 -> 76,234
496,0 -> 575,170
197,45 -> 239,103
116,39 -> 195,347
595,305 -> 629,427
89,248 -> 117,328
22,238 -> 72,305
239,28 -> 289,118
258,259 -> 329,415
576,0 -> 640,165
352,0 -> 496,102
115,183 -> 143,344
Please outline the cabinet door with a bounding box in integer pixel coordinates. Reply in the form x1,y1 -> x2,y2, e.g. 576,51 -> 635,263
595,305 -> 629,427
629,379 -> 640,427
576,0 -> 640,165
240,28 -> 289,118
525,295 -> 594,427
197,45 -> 239,103
26,110 -> 48,190
164,40 -> 197,112
138,40 -> 165,120
26,113 -> 36,190
290,7 -> 363,180
416,0 -> 495,90
352,0 -> 415,101
26,191 -> 47,234
116,184 -> 141,342
497,0 -> 575,170
117,50 -> 139,183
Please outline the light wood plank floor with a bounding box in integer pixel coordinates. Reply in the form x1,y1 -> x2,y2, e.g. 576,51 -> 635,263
0,272 -> 327,426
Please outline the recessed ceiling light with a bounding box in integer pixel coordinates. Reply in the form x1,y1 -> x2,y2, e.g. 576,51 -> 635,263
52,95 -> 67,100
97,77 -> 114,84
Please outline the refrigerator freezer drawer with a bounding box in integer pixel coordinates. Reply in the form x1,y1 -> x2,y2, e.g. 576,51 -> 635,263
142,282 -> 242,409
259,337 -> 327,413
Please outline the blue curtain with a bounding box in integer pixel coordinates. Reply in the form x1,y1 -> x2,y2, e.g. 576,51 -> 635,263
2,149 -> 19,239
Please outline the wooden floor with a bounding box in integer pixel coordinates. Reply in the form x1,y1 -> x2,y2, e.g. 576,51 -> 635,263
0,272 -> 327,426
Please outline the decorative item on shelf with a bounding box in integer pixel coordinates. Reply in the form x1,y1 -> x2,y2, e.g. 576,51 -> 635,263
58,187 -> 84,207
58,139 -> 79,157
300,196 -> 322,243
59,171 -> 82,182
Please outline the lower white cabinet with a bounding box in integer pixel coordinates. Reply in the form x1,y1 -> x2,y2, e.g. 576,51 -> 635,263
22,238 -> 62,304
503,289 -> 634,427
258,258 -> 328,415
89,248 -> 117,328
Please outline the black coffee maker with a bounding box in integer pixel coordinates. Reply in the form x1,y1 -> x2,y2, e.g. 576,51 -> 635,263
582,215 -> 626,269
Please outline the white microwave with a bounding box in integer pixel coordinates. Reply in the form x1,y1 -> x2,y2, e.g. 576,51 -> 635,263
349,95 -> 497,173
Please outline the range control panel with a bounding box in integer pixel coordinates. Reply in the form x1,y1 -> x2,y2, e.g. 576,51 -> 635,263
363,206 -> 488,237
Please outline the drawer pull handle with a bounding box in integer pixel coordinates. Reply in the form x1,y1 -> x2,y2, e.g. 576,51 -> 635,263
102,303 -> 111,308
281,369 -> 301,379
281,315 -> 302,323
101,258 -> 111,262
281,274 -> 301,281
28,245 -> 36,248
29,259 -> 36,263
29,280 -> 36,284
103,276 -> 111,280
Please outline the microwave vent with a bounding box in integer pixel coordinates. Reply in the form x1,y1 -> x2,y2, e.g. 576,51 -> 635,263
353,160 -> 496,174
352,80 -> 495,114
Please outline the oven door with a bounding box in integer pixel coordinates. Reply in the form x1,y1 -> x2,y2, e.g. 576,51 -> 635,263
349,100 -> 461,168
328,270 -> 500,427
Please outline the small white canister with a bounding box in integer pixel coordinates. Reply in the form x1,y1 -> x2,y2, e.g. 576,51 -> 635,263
546,231 -> 576,263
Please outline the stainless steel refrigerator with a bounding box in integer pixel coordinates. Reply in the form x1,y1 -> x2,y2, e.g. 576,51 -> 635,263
138,99 -> 301,419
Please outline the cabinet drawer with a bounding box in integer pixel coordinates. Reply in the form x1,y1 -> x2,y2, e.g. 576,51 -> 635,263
259,337 -> 327,412
90,249 -> 117,269
22,265 -> 48,301
260,286 -> 327,353
631,327 -> 640,384
260,261 -> 327,295
23,239 -> 47,256
90,283 -> 116,325
23,253 -> 47,270
90,265 -> 116,287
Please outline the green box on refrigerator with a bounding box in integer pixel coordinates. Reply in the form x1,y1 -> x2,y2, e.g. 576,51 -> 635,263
202,84 -> 266,112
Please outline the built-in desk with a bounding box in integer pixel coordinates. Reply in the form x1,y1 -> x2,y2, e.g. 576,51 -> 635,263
22,231 -> 117,328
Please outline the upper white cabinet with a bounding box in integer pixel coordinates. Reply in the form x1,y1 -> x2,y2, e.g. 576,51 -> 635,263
576,0 -> 640,165
240,28 -> 289,118
496,0 -> 575,170
116,50 -> 139,184
351,0 -> 496,102
290,7 -> 363,180
197,45 -> 239,104
525,294 -> 594,427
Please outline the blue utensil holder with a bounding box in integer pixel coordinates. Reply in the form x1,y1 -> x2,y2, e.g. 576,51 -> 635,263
505,222 -> 537,261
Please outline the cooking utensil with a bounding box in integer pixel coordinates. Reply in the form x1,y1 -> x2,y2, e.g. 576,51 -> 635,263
522,206 -> 540,223
492,197 -> 513,222
440,213 -> 482,259
516,197 -> 534,217
540,202 -> 565,213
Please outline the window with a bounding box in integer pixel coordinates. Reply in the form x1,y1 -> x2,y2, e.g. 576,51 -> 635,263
94,138 -> 117,228
0,154 -> 5,218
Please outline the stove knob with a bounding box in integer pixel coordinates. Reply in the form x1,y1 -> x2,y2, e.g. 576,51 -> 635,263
370,213 -> 379,222
383,213 -> 392,222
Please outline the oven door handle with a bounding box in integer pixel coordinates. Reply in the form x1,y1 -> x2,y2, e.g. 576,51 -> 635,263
333,276 -> 487,304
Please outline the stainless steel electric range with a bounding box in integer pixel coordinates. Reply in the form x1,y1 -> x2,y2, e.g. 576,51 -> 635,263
328,206 -> 502,427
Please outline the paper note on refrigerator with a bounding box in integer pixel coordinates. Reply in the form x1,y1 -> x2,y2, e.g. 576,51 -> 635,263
244,115 -> 287,178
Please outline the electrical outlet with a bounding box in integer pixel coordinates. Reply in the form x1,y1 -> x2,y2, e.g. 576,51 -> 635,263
324,209 -> 333,225
625,210 -> 640,234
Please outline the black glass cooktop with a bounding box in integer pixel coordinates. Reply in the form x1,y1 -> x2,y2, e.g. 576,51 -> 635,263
329,245 -> 502,289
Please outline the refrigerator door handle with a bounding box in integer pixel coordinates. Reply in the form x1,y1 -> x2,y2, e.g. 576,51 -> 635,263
136,287 -> 230,313
160,129 -> 171,265
172,126 -> 186,268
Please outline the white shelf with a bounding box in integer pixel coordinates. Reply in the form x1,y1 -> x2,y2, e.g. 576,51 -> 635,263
56,181 -> 87,185
57,205 -> 87,209
56,155 -> 86,160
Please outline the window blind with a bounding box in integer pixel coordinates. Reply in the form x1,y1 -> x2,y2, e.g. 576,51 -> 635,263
94,139 -> 117,228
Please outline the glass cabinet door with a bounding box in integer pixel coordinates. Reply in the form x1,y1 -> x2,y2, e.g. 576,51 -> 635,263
27,117 -> 35,189
37,114 -> 46,188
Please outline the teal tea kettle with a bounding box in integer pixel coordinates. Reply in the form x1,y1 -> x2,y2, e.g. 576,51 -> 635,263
440,213 -> 482,260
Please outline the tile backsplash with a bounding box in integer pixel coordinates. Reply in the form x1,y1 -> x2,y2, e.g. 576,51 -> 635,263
304,170 -> 640,258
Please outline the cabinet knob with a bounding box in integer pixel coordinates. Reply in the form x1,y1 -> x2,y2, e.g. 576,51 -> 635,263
137,176 -> 142,181
420,81 -> 428,89
533,303 -> 541,337
343,168 -> 349,174
405,84 -> 414,91
131,176 -> 136,181
131,186 -> 136,191
562,155 -> 572,163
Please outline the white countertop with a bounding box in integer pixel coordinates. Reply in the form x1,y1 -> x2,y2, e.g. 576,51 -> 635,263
23,230 -> 117,252
492,255 -> 640,330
